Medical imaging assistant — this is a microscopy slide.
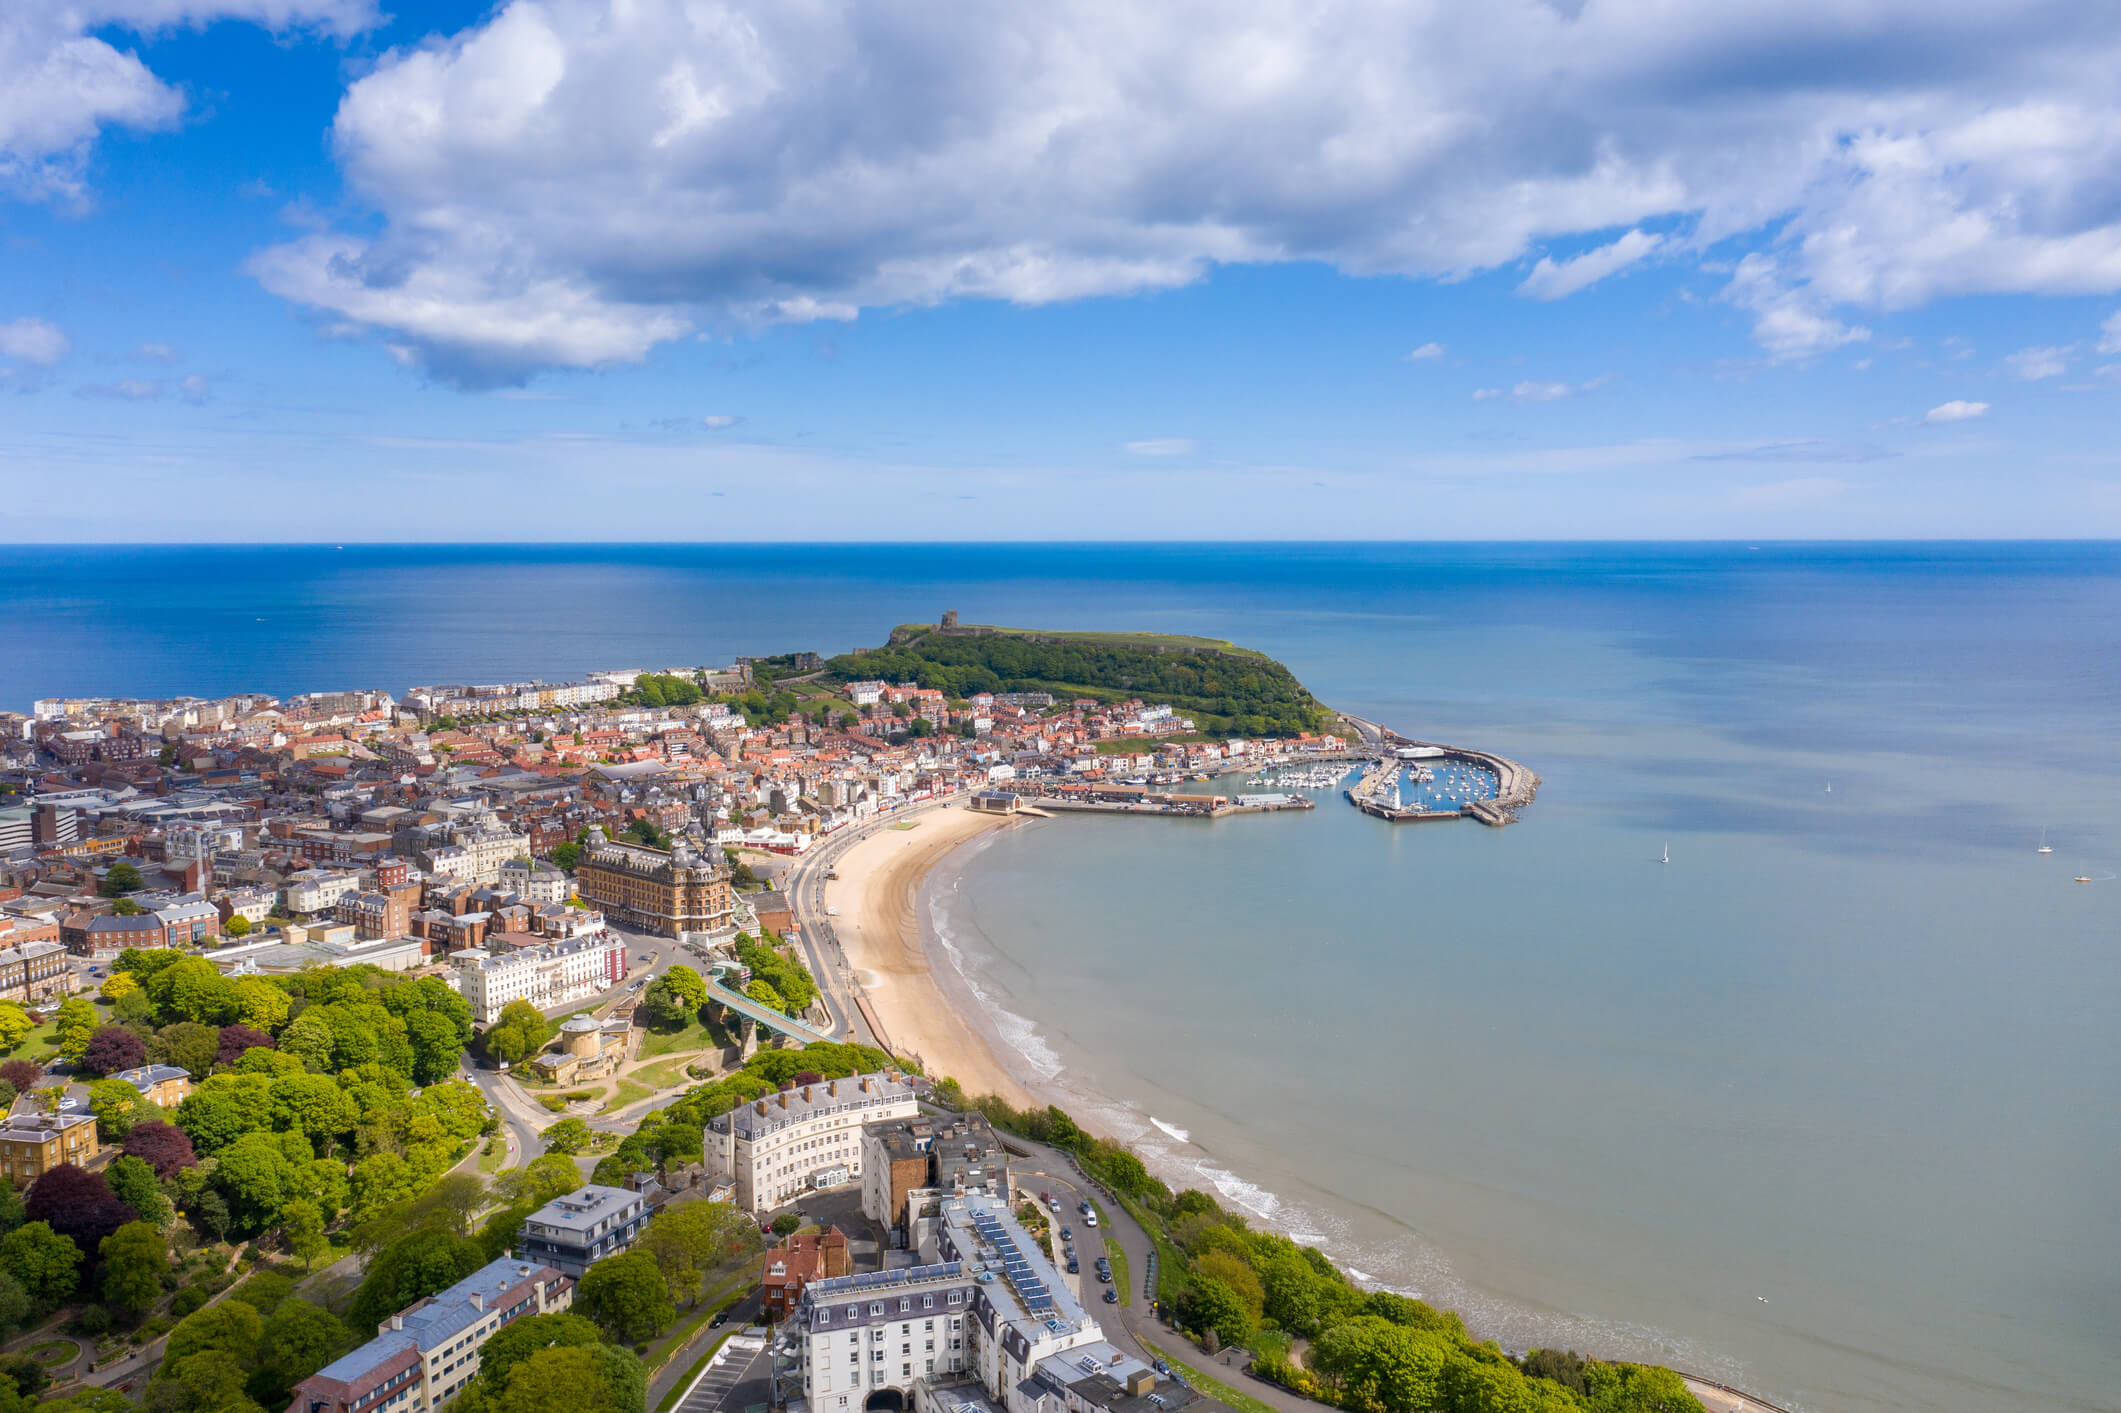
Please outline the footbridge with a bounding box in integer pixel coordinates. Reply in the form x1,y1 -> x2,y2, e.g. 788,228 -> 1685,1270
703,966 -> 839,1046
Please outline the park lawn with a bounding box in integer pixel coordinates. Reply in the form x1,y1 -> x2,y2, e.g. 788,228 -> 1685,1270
633,1057 -> 701,1090
1139,1340 -> 1280,1413
638,1017 -> 716,1057
477,1139 -> 509,1174
605,1079 -> 653,1112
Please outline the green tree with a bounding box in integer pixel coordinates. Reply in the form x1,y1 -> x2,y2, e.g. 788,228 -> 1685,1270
457,1312 -> 605,1408
638,1201 -> 754,1306
53,999 -> 99,1063
348,1228 -> 486,1334
160,1298 -> 264,1406
99,862 -> 144,897
1582,1361 -> 1706,1413
224,914 -> 253,938
98,1221 -> 167,1316
87,1078 -> 149,1142
1195,1250 -> 1265,1323
0,1006 -> 30,1054
0,1222 -> 79,1309
491,1344 -> 646,1413
1309,1316 -> 1454,1412
347,1151 -> 418,1222
743,979 -> 786,1014
1178,1275 -> 1255,1348
215,1132 -> 300,1235
405,1010 -> 465,1086
0,1271 -> 30,1337
233,978 -> 290,1033
281,1199 -> 329,1272
175,1072 -> 274,1154
267,1071 -> 360,1151
769,1213 -> 801,1237
542,1118 -> 593,1155
575,1250 -> 673,1343
157,1020 -> 222,1079
660,965 -> 707,1010
253,1297 -> 353,1408
278,1012 -> 336,1071
484,1000 -> 556,1066
103,1157 -> 173,1230
548,842 -> 583,872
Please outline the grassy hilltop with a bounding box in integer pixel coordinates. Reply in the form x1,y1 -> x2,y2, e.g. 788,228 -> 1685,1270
825,621 -> 1332,737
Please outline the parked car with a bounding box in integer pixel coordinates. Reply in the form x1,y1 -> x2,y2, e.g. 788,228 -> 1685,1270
1040,1191 -> 1053,1206
1102,1289 -> 1119,1304
1098,1270 -> 1112,1283
1059,1226 -> 1072,1240
1083,1212 -> 1099,1228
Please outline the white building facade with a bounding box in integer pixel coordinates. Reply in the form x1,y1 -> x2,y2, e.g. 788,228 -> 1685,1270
705,1072 -> 919,1214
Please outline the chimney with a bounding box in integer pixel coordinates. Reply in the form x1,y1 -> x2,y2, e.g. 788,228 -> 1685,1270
754,1100 -> 767,1116
389,1315 -> 404,1331
828,1079 -> 839,1097
471,1291 -> 484,1310
778,1092 -> 788,1110
802,1085 -> 813,1103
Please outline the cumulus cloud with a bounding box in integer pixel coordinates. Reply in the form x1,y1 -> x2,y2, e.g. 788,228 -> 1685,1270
1925,399 -> 1990,422
1517,229 -> 1663,300
0,317 -> 69,365
0,1 -> 376,203
701,415 -> 737,428
1404,342 -> 1446,361
1124,439 -> 1197,456
232,0 -> 2121,382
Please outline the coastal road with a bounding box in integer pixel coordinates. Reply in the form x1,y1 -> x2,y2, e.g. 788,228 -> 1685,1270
780,791 -> 973,1051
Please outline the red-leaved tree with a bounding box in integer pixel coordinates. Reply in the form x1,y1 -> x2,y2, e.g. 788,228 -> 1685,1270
215,1024 -> 276,1067
80,1026 -> 147,1077
26,1164 -> 137,1253
120,1120 -> 198,1180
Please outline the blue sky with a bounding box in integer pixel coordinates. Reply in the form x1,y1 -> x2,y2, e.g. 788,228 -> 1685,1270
5,1 -> 2121,540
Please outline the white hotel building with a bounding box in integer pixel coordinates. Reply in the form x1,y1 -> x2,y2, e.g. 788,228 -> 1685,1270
454,933 -> 625,1024
705,1072 -> 919,1214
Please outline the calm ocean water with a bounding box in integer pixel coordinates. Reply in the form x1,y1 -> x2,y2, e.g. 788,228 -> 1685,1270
9,543 -> 2120,1412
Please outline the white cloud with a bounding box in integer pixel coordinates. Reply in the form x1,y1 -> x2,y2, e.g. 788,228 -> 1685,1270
701,414 -> 737,428
1124,438 -> 1196,456
0,317 -> 69,365
2100,310 -> 2121,354
78,378 -> 163,399
0,2 -> 376,204
1476,377 -> 1610,403
2005,345 -> 2070,379
134,341 -> 178,363
178,374 -> 211,404
1517,229 -> 1662,301
1404,342 -> 1446,361
230,0 -> 2121,380
1925,399 -> 1990,422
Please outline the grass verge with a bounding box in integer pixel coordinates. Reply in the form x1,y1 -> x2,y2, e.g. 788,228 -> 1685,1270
606,1079 -> 653,1111
1140,1340 -> 1280,1413
1104,1236 -> 1131,1307
653,1329 -> 736,1413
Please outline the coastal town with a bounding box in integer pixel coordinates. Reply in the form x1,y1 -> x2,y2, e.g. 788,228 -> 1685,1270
0,630 -> 1705,1413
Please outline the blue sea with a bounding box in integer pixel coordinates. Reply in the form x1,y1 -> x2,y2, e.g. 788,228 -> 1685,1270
7,543 -> 2119,1413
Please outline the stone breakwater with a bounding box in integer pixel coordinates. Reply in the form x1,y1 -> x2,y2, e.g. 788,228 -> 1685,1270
1338,715 -> 1541,827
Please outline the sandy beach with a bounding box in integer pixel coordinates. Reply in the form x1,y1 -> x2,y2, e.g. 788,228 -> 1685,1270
822,806 -> 1036,1107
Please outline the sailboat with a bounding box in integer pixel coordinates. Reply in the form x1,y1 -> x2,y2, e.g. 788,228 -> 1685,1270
1825,781 -> 1833,794
1660,844 -> 1669,865
2037,827 -> 2053,855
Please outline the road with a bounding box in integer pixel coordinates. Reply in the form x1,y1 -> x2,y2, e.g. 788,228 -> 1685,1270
999,1134 -> 1339,1413
776,790 -> 974,1050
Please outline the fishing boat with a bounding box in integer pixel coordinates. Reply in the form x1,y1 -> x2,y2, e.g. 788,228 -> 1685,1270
2075,875 -> 2094,884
